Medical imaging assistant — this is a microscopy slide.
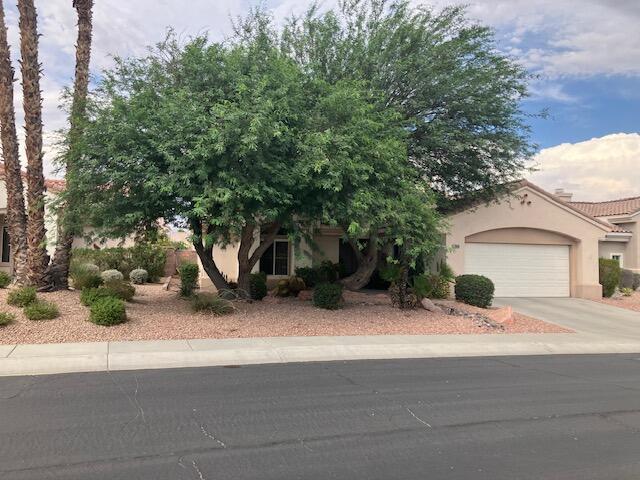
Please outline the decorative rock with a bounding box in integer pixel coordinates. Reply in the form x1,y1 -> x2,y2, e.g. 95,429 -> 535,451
420,298 -> 444,314
297,290 -> 313,301
489,305 -> 514,325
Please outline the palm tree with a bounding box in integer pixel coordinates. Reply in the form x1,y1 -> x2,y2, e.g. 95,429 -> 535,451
18,0 -> 48,286
0,1 -> 28,284
47,0 -> 94,289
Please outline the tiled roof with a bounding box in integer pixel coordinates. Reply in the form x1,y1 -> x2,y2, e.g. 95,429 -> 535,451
0,162 -> 66,193
570,196 -> 640,217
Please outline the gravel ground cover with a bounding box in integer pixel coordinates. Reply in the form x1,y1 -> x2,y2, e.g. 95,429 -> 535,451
0,284 -> 569,345
596,291 -> 640,312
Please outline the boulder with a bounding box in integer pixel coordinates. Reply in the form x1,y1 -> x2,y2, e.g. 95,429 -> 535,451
420,298 -> 444,314
297,290 -> 313,301
488,305 -> 514,325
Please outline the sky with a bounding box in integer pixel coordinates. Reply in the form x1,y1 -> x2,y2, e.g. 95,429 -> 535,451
3,0 -> 639,201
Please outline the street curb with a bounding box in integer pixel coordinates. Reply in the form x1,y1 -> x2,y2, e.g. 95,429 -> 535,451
2,335 -> 640,376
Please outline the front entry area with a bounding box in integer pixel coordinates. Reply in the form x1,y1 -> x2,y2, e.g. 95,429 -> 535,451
464,243 -> 570,297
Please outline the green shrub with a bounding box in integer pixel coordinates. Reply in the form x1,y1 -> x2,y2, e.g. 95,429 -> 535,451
412,273 -> 450,300
102,280 -> 136,302
7,286 -> 37,307
454,274 -> 494,308
89,297 -> 127,326
295,262 -> 339,288
0,311 -> 15,326
191,293 -> 234,315
599,258 -> 621,298
80,287 -> 117,306
313,283 -> 343,310
0,271 -> 11,288
129,243 -> 166,281
249,272 -> 267,300
294,266 -> 318,288
634,273 -> 640,291
101,269 -> 124,283
24,301 -> 59,321
178,262 -> 199,296
71,244 -> 166,281
70,263 -> 103,290
621,287 -> 633,297
129,268 -> 149,284
620,268 -> 635,289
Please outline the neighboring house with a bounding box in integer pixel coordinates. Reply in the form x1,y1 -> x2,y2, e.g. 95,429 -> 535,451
0,165 -> 66,274
568,195 -> 639,273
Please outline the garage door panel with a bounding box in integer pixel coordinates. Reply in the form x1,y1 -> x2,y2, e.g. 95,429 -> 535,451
464,243 -> 570,297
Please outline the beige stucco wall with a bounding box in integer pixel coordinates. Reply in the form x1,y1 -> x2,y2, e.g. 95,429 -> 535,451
446,186 -> 609,299
312,234 -> 340,264
598,241 -> 629,266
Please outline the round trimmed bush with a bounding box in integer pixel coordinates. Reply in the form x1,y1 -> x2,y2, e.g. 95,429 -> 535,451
454,274 -> 495,308
0,271 -> 11,288
89,297 -> 127,326
101,269 -> 124,283
24,300 -> 59,321
81,287 -> 117,306
129,268 -> 149,284
0,311 -> 15,326
81,263 -> 100,274
178,262 -> 199,297
313,283 -> 343,310
249,272 -> 267,300
7,286 -> 37,307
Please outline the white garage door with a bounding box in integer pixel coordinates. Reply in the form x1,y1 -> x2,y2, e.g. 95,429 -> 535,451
464,243 -> 570,297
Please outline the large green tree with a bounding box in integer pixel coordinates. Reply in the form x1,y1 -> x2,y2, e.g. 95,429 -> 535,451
254,0 -> 535,286
71,33 -> 438,292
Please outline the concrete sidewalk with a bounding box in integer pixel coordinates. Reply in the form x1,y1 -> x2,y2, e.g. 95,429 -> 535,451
3,333 -> 640,376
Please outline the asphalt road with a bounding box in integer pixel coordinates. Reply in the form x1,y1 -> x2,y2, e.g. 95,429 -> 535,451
2,355 -> 640,479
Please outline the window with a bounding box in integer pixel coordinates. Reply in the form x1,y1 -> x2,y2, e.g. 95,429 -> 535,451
1,227 -> 9,263
259,240 -> 289,276
610,253 -> 623,267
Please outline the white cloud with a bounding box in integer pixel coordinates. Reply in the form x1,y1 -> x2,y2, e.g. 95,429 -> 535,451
528,133 -> 640,202
431,0 -> 640,78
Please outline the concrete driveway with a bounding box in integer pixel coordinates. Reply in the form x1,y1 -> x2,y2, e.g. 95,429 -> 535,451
495,297 -> 640,340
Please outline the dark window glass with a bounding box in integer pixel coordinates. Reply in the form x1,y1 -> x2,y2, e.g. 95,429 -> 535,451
1,227 -> 9,263
259,241 -> 274,275
274,241 -> 289,275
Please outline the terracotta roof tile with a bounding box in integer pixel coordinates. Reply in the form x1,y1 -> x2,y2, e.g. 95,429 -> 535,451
570,196 -> 640,217
0,162 -> 66,193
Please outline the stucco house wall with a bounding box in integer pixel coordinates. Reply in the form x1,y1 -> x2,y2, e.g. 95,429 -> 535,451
446,184 -> 609,299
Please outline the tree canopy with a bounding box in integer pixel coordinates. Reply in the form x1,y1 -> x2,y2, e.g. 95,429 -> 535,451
71,30 -> 440,290
276,0 -> 536,210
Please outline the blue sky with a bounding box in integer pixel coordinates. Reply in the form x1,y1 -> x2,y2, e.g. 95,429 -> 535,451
3,0 -> 639,200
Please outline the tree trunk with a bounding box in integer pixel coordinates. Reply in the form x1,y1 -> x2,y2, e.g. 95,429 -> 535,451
45,0 -> 94,290
0,2 -> 28,284
236,221 -> 281,293
18,0 -> 48,286
341,234 -> 379,291
191,219 -> 228,291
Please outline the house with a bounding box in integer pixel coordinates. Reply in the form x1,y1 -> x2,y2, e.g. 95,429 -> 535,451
446,181 -> 636,299
568,195 -> 639,272
199,181 -> 640,299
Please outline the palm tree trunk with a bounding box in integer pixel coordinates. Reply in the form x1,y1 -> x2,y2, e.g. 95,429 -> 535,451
18,0 -> 48,286
46,0 -> 94,290
0,2 -> 28,284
